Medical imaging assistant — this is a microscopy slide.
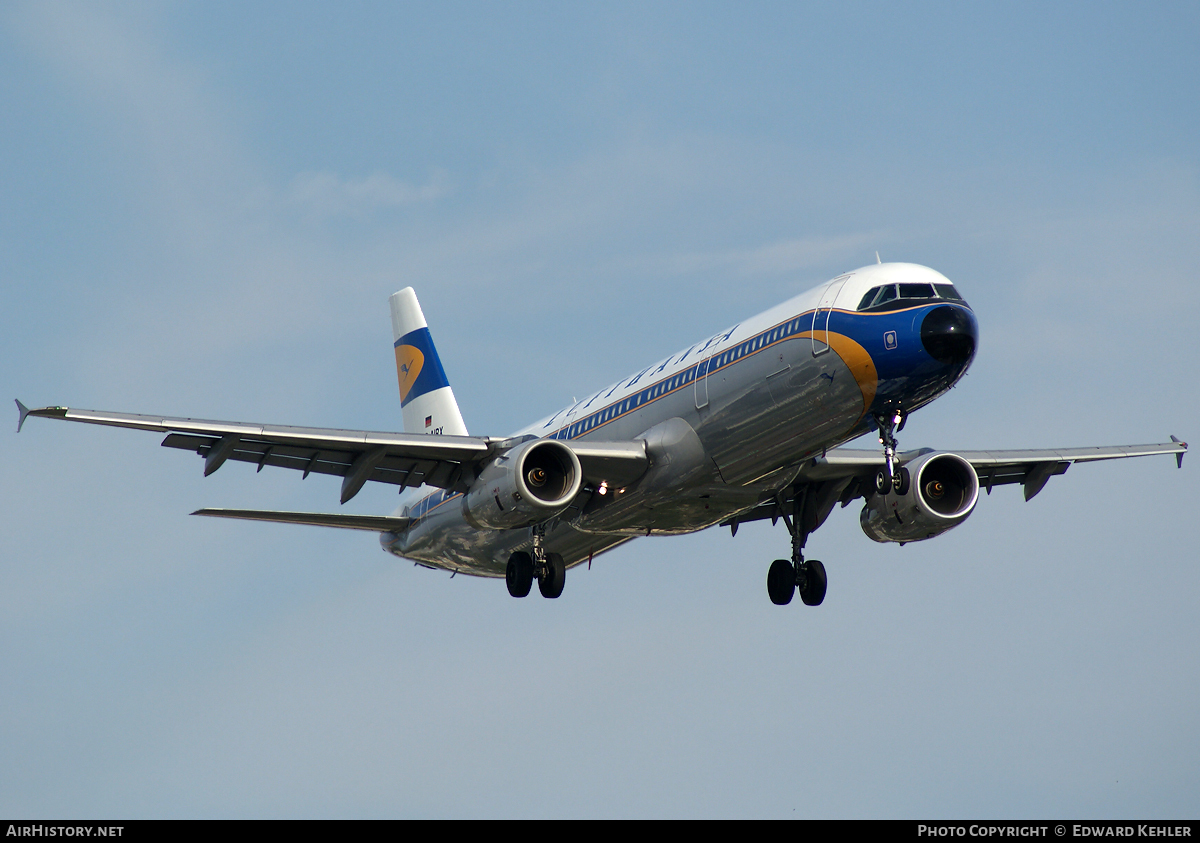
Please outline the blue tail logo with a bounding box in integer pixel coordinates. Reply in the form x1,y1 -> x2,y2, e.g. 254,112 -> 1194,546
395,346 -> 425,402
394,327 -> 450,407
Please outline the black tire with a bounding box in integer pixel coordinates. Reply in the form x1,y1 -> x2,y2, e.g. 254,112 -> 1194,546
893,466 -> 911,496
800,559 -> 827,606
875,469 -> 891,496
538,552 -> 566,599
767,559 -> 795,605
506,551 -> 533,598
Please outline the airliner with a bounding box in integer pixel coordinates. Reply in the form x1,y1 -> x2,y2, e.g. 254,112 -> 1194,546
17,262 -> 1187,605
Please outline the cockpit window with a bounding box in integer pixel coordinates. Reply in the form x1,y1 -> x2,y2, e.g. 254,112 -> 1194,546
898,283 -> 936,299
856,282 -> 968,312
857,284 -> 898,311
858,287 -> 881,310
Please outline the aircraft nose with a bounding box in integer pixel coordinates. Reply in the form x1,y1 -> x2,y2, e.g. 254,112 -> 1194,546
921,305 -> 976,367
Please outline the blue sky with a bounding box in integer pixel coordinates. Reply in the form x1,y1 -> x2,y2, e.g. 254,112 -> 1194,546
2,1 -> 1198,818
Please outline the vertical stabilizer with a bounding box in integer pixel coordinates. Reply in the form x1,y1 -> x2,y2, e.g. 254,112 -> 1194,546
389,288 -> 469,436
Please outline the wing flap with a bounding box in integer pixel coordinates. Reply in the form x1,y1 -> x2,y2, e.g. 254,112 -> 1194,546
26,404 -> 494,499
163,433 -> 460,490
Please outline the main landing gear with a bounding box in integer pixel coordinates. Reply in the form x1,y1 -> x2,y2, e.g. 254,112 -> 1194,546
766,485 -> 828,607
506,522 -> 565,599
873,409 -> 910,496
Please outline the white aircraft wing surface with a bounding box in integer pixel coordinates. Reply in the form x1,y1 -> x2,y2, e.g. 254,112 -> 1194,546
725,438 -> 1187,534
812,440 -> 1187,500
16,402 -> 648,503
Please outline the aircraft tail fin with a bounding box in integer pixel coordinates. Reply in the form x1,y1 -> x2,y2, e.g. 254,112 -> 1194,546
389,288 -> 469,436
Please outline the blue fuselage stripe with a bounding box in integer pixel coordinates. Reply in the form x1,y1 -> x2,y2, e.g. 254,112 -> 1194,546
545,303 -> 951,440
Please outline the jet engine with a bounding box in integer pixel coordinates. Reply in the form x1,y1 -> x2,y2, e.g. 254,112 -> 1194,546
860,452 -> 979,543
462,439 -> 583,530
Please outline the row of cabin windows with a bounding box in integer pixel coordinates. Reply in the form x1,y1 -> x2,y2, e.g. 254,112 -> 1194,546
409,490 -> 452,520
565,300 -> 953,440
856,283 -> 965,312
561,319 -> 806,437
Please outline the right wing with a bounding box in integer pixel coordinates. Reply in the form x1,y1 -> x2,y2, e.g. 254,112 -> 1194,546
16,402 -> 649,504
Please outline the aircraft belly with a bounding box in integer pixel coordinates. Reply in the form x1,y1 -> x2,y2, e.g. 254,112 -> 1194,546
385,499 -> 633,577
568,415 -> 759,535
569,479 -> 762,535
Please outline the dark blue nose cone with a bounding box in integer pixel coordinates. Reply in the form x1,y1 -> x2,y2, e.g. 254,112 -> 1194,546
921,305 -> 976,368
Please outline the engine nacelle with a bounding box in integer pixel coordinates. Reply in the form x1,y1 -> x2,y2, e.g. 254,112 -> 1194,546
860,451 -> 979,543
462,439 -> 583,530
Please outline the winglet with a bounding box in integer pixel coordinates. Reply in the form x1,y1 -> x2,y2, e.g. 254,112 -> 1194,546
15,402 -> 69,432
1171,435 -> 1187,469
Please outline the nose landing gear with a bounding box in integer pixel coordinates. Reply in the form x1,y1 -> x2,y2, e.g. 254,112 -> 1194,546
873,409 -> 910,496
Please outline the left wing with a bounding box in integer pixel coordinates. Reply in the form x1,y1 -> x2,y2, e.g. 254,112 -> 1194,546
725,438 -> 1188,533
809,439 -> 1188,500
16,401 -> 648,504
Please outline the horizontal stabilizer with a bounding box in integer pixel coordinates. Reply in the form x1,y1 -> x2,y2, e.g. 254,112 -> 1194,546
193,508 -> 411,532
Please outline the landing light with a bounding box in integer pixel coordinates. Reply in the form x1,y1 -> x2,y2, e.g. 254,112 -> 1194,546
598,481 -> 608,496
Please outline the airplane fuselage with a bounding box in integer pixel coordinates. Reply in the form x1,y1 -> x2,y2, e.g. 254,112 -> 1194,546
387,263 -> 978,575
20,261 -> 1183,603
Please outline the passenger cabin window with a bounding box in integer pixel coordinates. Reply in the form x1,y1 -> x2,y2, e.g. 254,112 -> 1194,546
856,282 -> 968,312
